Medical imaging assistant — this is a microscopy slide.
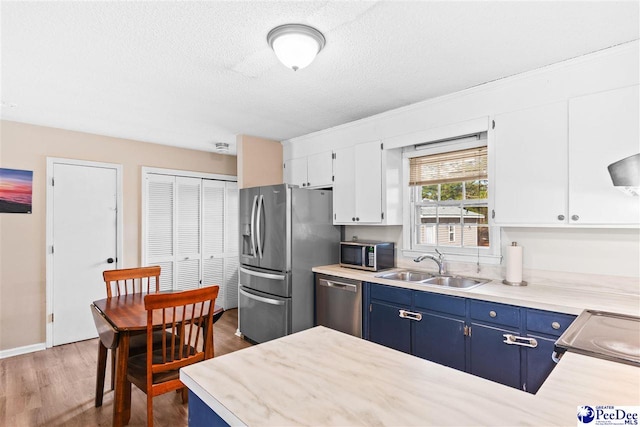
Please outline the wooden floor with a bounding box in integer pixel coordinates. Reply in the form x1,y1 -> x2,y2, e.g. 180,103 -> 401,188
0,308 -> 252,427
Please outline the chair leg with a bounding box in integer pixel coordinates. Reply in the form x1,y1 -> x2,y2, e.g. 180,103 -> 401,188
147,393 -> 154,427
110,349 -> 116,390
95,341 -> 108,407
181,387 -> 189,404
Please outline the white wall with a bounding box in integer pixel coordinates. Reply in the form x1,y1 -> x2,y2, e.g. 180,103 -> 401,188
283,41 -> 640,278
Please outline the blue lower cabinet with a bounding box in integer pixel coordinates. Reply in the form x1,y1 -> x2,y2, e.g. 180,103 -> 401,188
369,300 -> 411,353
524,335 -> 556,394
413,311 -> 466,371
366,282 -> 576,394
469,323 -> 521,389
188,390 -> 230,427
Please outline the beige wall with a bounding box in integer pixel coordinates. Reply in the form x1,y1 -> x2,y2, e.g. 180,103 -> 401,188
236,134 -> 283,189
0,120 -> 237,351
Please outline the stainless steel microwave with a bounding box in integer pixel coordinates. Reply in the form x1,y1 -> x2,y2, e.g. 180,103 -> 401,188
339,241 -> 395,271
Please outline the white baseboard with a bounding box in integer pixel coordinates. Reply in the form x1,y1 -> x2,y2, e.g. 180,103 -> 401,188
0,342 -> 46,359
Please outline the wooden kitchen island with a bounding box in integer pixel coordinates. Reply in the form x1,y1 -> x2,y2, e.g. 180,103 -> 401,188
180,326 -> 639,426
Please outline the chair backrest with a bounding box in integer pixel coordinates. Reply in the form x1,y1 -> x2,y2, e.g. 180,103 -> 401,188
103,266 -> 161,298
144,286 -> 219,384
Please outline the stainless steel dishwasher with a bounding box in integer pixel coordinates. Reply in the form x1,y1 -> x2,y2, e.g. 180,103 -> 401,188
315,274 -> 362,338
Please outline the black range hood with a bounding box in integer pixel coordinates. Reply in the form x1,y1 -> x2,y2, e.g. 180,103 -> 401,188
608,153 -> 640,196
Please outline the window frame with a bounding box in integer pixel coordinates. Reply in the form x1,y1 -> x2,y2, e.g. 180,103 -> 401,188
401,135 -> 502,265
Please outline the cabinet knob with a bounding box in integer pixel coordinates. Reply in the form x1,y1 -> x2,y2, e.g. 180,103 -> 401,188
551,321 -> 561,330
557,214 -> 565,221
352,217 -> 356,221
571,214 -> 579,221
489,310 -> 497,318
307,182 -> 310,186
356,217 -> 360,221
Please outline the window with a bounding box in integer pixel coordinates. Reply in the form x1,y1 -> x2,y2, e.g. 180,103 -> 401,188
406,142 -> 497,260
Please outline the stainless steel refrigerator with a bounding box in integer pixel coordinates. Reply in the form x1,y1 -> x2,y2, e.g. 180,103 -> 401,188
238,184 -> 340,343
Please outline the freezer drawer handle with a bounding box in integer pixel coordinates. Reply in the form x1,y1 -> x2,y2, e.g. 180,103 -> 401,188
240,267 -> 286,281
398,309 -> 422,321
502,334 -> 538,348
318,279 -> 357,293
239,288 -> 285,306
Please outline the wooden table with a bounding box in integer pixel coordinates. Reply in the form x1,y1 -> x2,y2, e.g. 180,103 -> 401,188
91,292 -> 224,427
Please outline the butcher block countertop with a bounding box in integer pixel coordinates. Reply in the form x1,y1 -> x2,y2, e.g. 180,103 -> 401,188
181,326 -> 640,426
312,264 -> 640,317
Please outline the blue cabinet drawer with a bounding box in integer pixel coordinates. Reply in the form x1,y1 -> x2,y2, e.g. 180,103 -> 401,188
526,309 -> 576,337
414,291 -> 466,317
469,300 -> 520,328
370,283 -> 412,306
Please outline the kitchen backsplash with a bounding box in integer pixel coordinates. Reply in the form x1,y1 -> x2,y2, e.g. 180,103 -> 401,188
344,225 -> 640,296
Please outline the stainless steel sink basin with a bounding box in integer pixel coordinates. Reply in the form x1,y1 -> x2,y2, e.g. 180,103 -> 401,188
421,276 -> 489,289
376,270 -> 489,290
376,270 -> 435,282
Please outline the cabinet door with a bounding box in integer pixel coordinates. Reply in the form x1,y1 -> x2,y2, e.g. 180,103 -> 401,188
285,157 -> 308,188
493,102 -> 568,225
568,85 -> 640,225
354,141 -> 382,223
413,312 -> 466,371
469,323 -> 521,389
369,301 -> 411,354
307,151 -> 333,188
524,335 -> 556,394
332,146 -> 356,223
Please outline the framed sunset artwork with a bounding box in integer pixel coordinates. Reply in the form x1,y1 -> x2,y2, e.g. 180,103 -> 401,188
0,168 -> 33,214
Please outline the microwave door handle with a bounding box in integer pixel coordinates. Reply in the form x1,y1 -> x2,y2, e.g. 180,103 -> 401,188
256,194 -> 264,259
250,195 -> 258,258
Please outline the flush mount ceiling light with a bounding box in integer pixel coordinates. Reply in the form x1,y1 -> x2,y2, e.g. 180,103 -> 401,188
214,142 -> 229,153
267,24 -> 325,71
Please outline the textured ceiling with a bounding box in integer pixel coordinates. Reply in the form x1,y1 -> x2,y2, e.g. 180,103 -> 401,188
1,1 -> 638,155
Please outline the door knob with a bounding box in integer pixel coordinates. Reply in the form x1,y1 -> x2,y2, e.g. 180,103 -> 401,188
107,258 -> 115,264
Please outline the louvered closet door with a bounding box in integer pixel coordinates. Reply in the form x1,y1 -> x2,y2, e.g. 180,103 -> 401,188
202,180 -> 226,305
224,182 -> 239,309
146,174 -> 175,290
175,177 -> 201,290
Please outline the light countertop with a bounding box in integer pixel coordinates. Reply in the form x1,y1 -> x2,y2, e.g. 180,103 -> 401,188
181,326 -> 640,426
312,264 -> 640,317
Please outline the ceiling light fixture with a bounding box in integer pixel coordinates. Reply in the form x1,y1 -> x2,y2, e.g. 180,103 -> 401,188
214,142 -> 229,153
267,24 -> 325,71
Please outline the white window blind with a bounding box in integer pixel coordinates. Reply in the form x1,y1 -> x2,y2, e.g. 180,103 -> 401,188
409,146 -> 488,186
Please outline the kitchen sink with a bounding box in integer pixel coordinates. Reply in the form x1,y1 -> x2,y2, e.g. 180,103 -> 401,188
421,276 -> 489,289
375,270 -> 489,290
376,270 -> 435,282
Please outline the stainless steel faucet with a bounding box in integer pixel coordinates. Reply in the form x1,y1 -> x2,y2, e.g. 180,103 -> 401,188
414,249 -> 446,275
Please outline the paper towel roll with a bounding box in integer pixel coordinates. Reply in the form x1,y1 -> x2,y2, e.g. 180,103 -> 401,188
505,242 -> 523,284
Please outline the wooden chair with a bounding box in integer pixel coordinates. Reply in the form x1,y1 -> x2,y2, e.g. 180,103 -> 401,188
95,266 -> 162,407
126,286 -> 219,427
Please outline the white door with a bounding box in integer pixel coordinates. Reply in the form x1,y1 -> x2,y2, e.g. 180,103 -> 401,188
568,85 -> 640,225
51,162 -> 119,346
493,101 -> 568,225
333,145 -> 356,223
354,141 -> 382,223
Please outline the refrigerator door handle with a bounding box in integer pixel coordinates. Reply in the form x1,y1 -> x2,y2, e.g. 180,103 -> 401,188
239,288 -> 285,306
256,194 -> 264,259
250,195 -> 258,258
240,267 -> 286,281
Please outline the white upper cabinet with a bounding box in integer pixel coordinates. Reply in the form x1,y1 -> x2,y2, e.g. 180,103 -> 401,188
493,85 -> 639,227
284,151 -> 333,188
493,101 -> 568,225
333,140 -> 402,225
568,85 -> 639,225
